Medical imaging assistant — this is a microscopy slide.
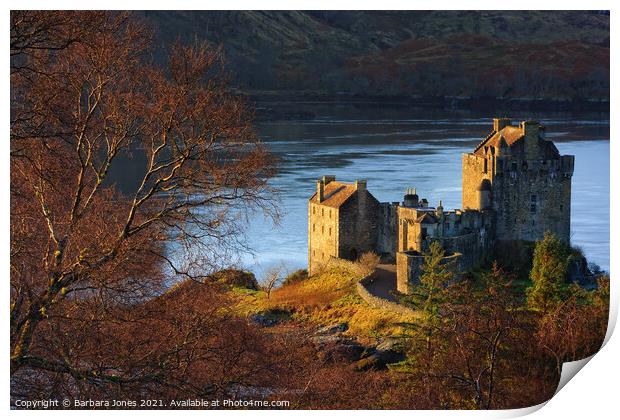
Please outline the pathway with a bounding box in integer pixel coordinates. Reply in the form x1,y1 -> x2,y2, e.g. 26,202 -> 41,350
365,264 -> 399,302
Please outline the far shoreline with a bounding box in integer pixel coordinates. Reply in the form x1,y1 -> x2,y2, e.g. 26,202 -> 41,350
242,91 -> 610,121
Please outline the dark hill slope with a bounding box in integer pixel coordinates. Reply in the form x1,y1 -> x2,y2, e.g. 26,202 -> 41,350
142,11 -> 609,103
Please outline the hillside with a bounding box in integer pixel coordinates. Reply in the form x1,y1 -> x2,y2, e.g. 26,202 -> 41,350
143,11 -> 609,106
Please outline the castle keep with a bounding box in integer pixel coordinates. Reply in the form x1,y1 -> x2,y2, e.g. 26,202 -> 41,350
308,119 -> 574,293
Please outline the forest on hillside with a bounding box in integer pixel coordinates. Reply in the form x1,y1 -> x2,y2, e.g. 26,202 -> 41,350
144,11 -> 609,105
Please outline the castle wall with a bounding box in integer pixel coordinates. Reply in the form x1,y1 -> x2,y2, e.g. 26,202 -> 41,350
376,202 -> 398,260
491,155 -> 573,243
434,232 -> 483,270
462,153 -> 490,210
396,251 -> 421,294
396,251 -> 462,294
308,203 -> 339,275
338,190 -> 381,261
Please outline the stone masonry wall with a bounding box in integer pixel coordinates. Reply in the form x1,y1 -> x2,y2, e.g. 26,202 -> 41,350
338,190 -> 381,260
492,155 -> 573,243
308,203 -> 339,275
376,202 -> 398,260
462,153 -> 488,210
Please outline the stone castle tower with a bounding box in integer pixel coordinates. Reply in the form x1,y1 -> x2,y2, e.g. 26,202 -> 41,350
462,118 -> 574,243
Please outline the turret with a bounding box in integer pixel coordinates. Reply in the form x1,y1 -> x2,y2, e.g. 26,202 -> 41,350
477,179 -> 492,210
435,200 -> 444,218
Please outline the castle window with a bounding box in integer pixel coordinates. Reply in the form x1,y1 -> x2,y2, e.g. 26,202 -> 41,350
322,209 -> 324,217
313,224 -> 316,232
483,158 -> 488,173
511,162 -> 517,172
422,227 -> 428,239
313,250 -> 315,256
329,227 -> 332,236
313,206 -> 316,215
329,210 -> 332,219
321,225 -> 324,234
560,204 -> 564,212
530,194 -> 537,213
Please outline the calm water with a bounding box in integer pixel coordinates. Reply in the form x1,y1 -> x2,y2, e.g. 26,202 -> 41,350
240,105 -> 610,279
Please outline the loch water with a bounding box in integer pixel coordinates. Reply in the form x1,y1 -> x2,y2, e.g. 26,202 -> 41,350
241,104 -> 610,279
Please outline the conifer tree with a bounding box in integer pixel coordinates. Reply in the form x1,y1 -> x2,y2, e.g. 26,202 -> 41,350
419,241 -> 454,314
526,232 -> 570,312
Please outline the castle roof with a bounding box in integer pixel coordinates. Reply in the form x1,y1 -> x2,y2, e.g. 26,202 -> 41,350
473,124 -> 560,159
416,212 -> 437,224
309,181 -> 357,208
473,126 -> 523,155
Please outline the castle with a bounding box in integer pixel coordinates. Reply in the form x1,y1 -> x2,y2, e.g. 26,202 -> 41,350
308,118 -> 575,293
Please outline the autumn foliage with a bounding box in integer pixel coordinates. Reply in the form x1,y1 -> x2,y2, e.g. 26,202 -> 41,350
11,10 -> 276,399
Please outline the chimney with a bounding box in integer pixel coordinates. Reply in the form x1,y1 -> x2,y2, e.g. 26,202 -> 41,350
316,179 -> 324,202
355,179 -> 367,191
520,121 -> 540,159
493,118 -> 512,132
322,175 -> 336,185
403,187 -> 419,208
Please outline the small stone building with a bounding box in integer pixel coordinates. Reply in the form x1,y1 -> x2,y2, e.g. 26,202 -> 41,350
307,176 -> 397,275
308,118 -> 574,292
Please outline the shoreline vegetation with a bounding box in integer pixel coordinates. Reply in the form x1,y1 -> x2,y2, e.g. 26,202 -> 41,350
246,91 -> 610,118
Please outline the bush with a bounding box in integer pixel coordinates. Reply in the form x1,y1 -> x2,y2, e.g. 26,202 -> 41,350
282,269 -> 308,286
207,269 -> 259,290
357,252 -> 380,275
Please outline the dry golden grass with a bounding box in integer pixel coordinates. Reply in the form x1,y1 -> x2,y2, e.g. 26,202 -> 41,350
231,259 -> 421,338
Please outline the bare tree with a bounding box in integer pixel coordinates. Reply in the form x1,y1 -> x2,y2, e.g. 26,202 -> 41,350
10,10 -> 277,396
260,264 -> 285,299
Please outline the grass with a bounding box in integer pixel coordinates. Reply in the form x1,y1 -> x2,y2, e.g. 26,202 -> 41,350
231,259 -> 421,339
